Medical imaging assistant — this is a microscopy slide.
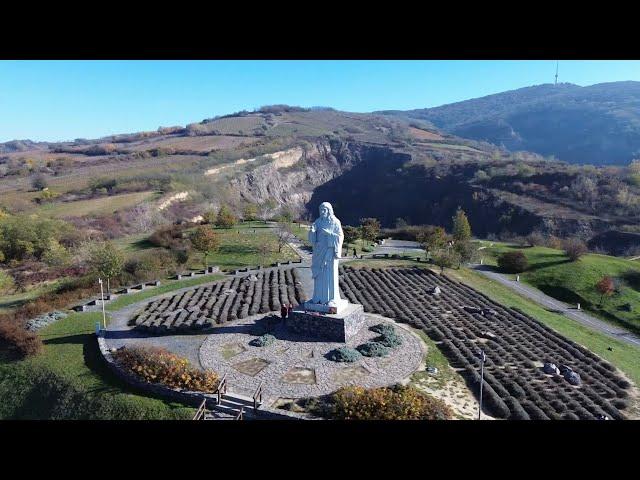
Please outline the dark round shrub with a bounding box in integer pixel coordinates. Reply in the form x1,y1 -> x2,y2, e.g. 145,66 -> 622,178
376,332 -> 403,348
357,342 -> 390,358
326,346 -> 362,363
505,396 -> 530,420
370,322 -> 396,336
505,381 -> 526,398
616,378 -> 631,389
497,251 -> 529,273
611,398 -> 629,410
249,334 -> 275,347
521,400 -> 551,420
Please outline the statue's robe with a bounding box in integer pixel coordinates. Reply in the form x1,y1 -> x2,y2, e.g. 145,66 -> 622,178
308,216 -> 344,305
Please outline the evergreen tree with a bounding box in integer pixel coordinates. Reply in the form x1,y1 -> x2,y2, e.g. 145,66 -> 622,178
452,208 -> 472,242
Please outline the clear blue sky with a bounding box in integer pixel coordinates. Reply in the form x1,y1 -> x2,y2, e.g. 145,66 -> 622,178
1,60 -> 639,142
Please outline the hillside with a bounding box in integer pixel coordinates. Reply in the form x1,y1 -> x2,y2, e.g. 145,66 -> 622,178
480,242 -> 640,334
380,81 -> 640,166
2,106 -> 640,254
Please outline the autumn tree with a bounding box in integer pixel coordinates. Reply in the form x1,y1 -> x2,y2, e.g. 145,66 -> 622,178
343,225 -> 361,245
417,226 -> 447,258
242,203 -> 258,221
596,276 -> 615,305
452,208 -> 472,243
432,250 -> 460,274
359,218 -> 381,244
88,241 -> 125,293
190,226 -> 220,268
215,205 -> 237,229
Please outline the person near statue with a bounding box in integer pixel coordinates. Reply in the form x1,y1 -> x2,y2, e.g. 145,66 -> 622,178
306,202 -> 348,313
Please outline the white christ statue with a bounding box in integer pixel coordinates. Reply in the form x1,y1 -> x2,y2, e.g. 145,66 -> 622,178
306,202 -> 348,313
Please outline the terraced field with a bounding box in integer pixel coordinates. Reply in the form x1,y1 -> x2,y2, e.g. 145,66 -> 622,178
338,266 -> 636,420
129,268 -> 305,333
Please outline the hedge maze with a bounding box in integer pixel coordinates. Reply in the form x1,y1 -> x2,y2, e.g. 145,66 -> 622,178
129,268 -> 305,333
338,266 -> 633,420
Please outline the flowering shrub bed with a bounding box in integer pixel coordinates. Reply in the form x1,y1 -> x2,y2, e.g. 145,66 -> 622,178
328,385 -> 454,420
130,268 -> 304,333
339,266 -> 633,420
113,345 -> 219,392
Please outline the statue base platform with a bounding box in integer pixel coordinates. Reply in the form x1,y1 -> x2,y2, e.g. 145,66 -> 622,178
287,302 -> 365,343
302,298 -> 349,315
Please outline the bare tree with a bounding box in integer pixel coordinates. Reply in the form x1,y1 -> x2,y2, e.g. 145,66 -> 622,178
276,219 -> 293,253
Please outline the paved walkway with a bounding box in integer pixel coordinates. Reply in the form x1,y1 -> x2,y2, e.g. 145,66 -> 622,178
373,239 -> 425,257
472,264 -> 640,348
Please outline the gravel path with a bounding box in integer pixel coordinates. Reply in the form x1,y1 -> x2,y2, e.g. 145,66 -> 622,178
472,264 -> 640,348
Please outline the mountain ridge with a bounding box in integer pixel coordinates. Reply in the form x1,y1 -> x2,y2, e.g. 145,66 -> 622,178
379,81 -> 640,165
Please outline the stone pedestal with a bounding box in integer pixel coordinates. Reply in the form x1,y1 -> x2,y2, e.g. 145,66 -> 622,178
287,303 -> 365,343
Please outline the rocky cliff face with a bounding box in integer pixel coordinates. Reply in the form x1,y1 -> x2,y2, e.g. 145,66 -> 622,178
230,139 -> 620,240
229,139 -> 407,218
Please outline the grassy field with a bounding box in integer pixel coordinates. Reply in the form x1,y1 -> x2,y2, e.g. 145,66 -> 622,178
479,242 -> 640,333
186,221 -> 300,271
37,191 -> 159,218
290,222 -> 310,246
0,281 -> 62,314
0,312 -> 194,419
345,238 -> 377,256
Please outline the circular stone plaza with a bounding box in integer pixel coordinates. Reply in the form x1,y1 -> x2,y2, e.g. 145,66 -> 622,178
102,265 -> 428,417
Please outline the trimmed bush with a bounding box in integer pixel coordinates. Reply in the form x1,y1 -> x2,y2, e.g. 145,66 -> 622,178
376,331 -> 403,348
370,323 -> 396,336
326,346 -> 362,363
497,251 -> 529,273
113,345 -> 219,392
249,334 -> 276,347
357,341 -> 390,357
328,385 -> 454,420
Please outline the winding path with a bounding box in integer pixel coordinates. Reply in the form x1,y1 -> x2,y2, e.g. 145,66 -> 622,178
472,264 -> 640,348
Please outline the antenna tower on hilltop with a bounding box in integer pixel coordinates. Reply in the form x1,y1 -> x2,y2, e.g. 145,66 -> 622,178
555,61 -> 559,85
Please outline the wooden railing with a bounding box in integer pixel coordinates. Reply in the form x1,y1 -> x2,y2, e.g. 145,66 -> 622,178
193,398 -> 208,421
235,407 -> 244,420
216,373 -> 228,405
253,380 -> 264,412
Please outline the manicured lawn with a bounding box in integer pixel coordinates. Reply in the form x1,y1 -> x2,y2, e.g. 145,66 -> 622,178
480,242 -> 640,333
448,266 -> 640,386
345,238 -> 377,256
186,221 -> 300,271
0,312 -> 194,419
106,274 -> 225,311
290,222 -> 310,246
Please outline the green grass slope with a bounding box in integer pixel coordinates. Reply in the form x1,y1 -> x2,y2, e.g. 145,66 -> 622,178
481,242 -> 640,333
0,312 -> 193,420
